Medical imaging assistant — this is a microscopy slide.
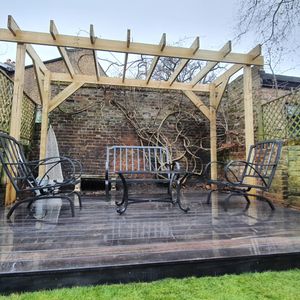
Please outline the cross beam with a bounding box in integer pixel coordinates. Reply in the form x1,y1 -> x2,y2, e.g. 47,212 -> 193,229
0,27 -> 263,65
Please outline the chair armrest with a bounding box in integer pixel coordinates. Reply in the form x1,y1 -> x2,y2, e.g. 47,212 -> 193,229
203,161 -> 228,180
224,160 -> 268,187
28,156 -> 81,185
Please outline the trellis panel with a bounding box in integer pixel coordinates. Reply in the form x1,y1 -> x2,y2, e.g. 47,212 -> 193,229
262,90 -> 300,140
0,71 -> 36,145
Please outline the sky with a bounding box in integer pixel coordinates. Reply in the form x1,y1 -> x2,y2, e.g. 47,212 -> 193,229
0,0 -> 299,77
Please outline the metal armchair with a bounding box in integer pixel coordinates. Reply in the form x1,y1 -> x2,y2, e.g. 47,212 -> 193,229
0,132 -> 82,219
205,140 -> 283,210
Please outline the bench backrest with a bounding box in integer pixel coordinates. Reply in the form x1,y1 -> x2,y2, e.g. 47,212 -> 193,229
106,145 -> 172,174
242,140 -> 283,190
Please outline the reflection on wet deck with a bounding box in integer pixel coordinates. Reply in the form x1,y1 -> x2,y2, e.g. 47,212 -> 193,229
1,191 -> 300,275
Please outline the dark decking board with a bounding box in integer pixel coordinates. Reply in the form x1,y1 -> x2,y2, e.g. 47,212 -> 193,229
0,191 -> 300,293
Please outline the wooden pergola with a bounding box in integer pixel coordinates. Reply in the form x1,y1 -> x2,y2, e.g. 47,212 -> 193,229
0,15 -> 264,204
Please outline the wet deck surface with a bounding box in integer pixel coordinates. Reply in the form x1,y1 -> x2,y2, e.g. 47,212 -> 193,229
1,191 -> 300,275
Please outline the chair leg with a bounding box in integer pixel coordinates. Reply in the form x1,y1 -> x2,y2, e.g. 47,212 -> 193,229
243,194 -> 251,205
7,198 -> 36,219
176,178 -> 189,213
224,192 -> 251,211
72,191 -> 82,209
257,195 -> 275,210
7,195 -> 76,219
60,196 -> 75,217
207,189 -> 215,204
223,193 -> 233,211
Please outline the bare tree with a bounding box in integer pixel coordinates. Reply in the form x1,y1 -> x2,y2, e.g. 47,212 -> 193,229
236,0 -> 300,72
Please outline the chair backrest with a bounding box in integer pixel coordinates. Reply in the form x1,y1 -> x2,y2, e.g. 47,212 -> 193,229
0,132 -> 37,193
242,140 -> 283,190
106,145 -> 172,174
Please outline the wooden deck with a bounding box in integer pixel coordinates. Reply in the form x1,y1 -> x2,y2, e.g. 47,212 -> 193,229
0,191 -> 300,293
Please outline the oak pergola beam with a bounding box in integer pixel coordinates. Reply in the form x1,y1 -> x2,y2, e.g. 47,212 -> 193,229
51,72 -> 210,92
209,84 -> 218,181
32,63 -> 43,105
243,66 -> 255,157
213,64 -> 242,87
38,71 -> 51,177
5,42 -> 26,205
26,45 -> 48,74
213,44 -> 262,86
48,82 -> 84,112
168,37 -> 199,86
183,90 -> 211,121
146,33 -> 166,84
122,29 -> 130,83
215,79 -> 229,110
7,15 -> 48,74
90,24 -> 102,81
50,20 -> 75,78
93,50 -> 101,81
90,24 -> 96,44
191,41 -> 231,87
0,28 -> 264,65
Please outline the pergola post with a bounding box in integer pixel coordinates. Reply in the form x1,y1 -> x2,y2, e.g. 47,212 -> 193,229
5,42 -> 26,205
209,84 -> 217,180
38,71 -> 51,177
243,66 -> 255,157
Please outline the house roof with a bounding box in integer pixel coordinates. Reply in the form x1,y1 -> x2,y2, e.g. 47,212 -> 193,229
0,61 -> 15,75
260,70 -> 300,90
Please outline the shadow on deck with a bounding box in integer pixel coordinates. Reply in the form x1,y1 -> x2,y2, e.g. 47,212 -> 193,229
0,191 -> 300,293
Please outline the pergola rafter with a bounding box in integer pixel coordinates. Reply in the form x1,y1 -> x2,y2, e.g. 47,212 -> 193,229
122,29 -> 131,83
145,33 -> 166,84
50,20 -> 75,78
168,36 -> 199,86
190,41 -> 231,87
0,15 -> 264,204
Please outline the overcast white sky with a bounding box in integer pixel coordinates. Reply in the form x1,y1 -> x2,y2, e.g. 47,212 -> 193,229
0,0 -> 299,76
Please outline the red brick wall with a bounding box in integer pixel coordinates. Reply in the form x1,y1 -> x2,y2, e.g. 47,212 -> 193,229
30,86 -> 210,177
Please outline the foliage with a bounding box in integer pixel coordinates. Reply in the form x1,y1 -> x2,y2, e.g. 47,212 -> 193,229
1,269 -> 300,300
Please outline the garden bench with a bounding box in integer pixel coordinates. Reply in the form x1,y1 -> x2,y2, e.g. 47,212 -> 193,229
105,145 -> 189,214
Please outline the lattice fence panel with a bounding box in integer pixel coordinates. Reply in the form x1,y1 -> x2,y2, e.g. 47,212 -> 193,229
0,71 -> 36,144
21,94 -> 36,144
262,90 -> 300,140
0,73 -> 13,134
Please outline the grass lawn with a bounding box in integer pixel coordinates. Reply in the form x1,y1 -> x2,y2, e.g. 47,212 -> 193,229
1,269 -> 299,300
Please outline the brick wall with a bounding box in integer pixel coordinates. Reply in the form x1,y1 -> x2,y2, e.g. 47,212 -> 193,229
30,86 -> 210,178
286,144 -> 300,206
